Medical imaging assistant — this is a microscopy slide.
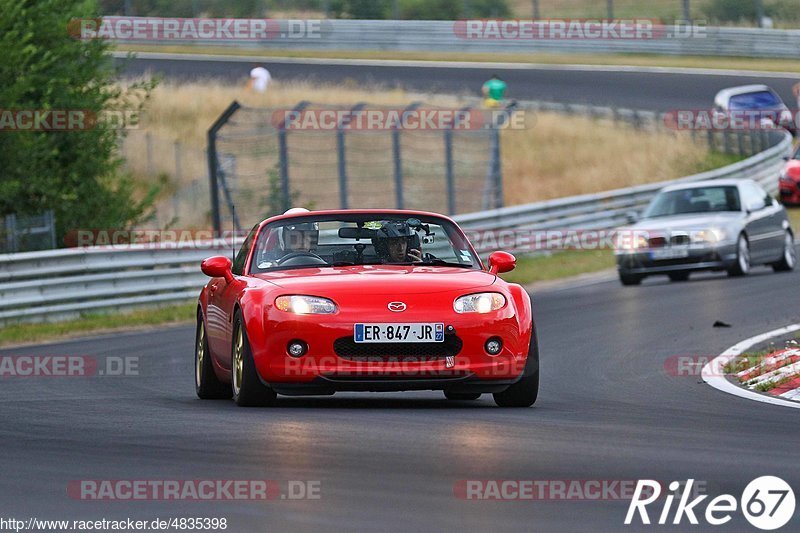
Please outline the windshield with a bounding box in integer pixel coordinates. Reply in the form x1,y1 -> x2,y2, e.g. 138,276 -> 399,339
642,186 -> 741,219
250,214 -> 480,273
728,90 -> 782,110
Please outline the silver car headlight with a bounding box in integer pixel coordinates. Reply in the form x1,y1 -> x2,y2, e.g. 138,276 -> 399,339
275,295 -> 337,315
691,228 -> 726,244
454,293 -> 506,314
615,232 -> 649,251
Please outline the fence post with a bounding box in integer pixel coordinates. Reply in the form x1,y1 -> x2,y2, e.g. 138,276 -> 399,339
607,0 -> 614,19
47,210 -> 56,249
277,101 -> 310,212
174,141 -> 182,182
6,214 -> 17,253
393,102 -> 421,210
145,132 -> 153,176
445,106 -> 474,216
207,101 -> 241,236
336,103 -> 366,210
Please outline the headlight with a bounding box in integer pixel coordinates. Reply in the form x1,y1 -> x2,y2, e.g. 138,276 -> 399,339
615,231 -> 649,251
275,295 -> 337,315
691,229 -> 726,244
453,293 -> 506,314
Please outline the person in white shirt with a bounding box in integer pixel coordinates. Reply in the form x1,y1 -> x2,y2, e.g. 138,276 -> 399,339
247,65 -> 271,93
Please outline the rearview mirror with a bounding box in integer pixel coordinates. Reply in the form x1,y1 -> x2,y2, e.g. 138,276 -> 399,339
201,256 -> 234,282
488,251 -> 516,274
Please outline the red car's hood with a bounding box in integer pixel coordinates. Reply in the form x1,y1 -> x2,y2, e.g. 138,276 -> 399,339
784,160 -> 800,181
254,265 -> 497,295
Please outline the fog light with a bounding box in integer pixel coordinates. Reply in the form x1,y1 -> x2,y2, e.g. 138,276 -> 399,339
485,337 -> 503,356
287,341 -> 308,358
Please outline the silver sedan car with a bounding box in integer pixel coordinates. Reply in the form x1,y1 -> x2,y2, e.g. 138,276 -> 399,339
614,179 -> 796,285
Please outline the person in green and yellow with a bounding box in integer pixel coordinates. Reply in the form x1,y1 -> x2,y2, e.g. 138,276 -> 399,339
482,74 -> 508,108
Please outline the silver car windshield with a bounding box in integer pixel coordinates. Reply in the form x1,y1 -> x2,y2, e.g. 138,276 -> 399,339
642,186 -> 741,219
250,215 -> 480,272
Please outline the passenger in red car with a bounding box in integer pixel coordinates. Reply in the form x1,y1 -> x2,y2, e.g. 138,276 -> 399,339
373,221 -> 422,263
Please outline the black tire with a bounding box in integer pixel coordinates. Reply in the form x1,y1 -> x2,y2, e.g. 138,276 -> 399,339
231,310 -> 277,407
668,272 -> 690,282
772,231 -> 796,272
195,313 -> 231,399
727,234 -> 751,277
444,392 -> 481,401
493,329 -> 540,408
618,271 -> 643,286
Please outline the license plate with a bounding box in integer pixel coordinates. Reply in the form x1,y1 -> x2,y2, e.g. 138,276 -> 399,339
354,323 -> 444,343
650,248 -> 690,260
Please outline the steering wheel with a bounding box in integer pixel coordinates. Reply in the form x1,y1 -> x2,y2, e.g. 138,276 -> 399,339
277,251 -> 325,265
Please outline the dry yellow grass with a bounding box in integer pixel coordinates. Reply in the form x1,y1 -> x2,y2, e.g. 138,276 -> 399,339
124,79 -> 722,225
501,112 -> 712,201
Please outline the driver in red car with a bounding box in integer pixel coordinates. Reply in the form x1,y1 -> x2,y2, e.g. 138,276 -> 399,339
374,221 -> 423,263
282,221 -> 319,253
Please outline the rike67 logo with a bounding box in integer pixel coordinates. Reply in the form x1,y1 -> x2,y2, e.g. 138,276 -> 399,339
625,477 -> 795,530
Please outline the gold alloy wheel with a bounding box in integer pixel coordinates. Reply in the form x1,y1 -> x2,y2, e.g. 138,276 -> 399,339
195,321 -> 205,388
233,325 -> 244,396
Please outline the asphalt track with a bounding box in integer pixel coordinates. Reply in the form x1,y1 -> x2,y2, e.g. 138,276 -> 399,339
2,260 -> 799,532
119,54 -> 800,110
2,57 -> 799,532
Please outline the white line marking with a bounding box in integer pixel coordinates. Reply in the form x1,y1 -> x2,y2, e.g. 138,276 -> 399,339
113,51 -> 800,79
702,324 -> 800,409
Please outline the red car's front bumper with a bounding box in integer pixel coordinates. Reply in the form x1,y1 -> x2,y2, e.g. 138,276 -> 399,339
780,177 -> 800,205
249,291 -> 533,394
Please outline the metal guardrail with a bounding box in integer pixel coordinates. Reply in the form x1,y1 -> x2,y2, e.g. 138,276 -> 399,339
0,130 -> 792,325
116,19 -> 800,59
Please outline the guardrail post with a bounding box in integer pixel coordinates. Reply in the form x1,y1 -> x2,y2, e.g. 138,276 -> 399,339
736,131 -> 745,156
336,103 -> 366,209
207,101 -> 241,236
277,101 -> 310,212
723,130 -> 732,154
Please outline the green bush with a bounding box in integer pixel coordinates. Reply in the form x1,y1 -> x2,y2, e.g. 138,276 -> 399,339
0,0 -> 158,244
702,0 -> 757,22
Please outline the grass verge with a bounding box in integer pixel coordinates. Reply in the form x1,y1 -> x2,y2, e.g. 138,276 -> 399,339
0,303 -> 196,348
500,249 -> 616,285
117,44 -> 800,74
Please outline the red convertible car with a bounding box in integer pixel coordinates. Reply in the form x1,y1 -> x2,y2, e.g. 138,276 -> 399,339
195,209 -> 538,407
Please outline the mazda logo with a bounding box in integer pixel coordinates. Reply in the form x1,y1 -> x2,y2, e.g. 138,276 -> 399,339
388,302 -> 406,312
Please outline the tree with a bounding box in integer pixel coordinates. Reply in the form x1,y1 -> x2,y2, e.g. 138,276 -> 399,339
0,0 -> 157,245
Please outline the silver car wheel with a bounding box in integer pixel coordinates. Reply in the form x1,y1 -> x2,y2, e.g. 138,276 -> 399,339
738,235 -> 750,274
785,232 -> 796,269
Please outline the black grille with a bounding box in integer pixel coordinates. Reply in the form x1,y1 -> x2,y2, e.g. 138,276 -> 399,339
333,336 -> 462,361
670,235 -> 690,246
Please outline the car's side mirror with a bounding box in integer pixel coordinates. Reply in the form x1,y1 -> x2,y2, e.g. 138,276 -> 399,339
201,256 -> 234,283
488,251 -> 516,274
625,211 -> 639,224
